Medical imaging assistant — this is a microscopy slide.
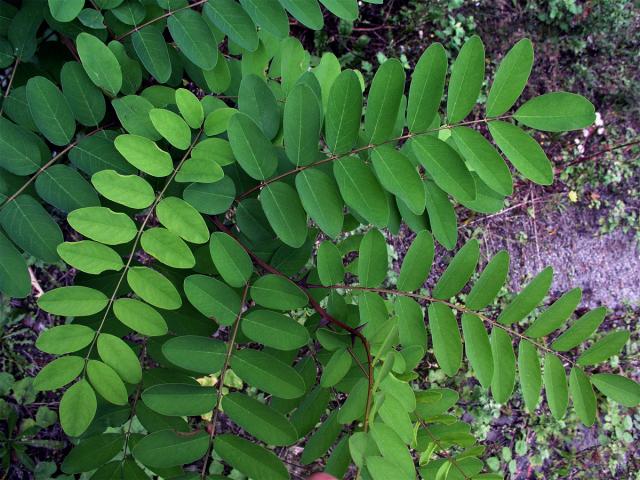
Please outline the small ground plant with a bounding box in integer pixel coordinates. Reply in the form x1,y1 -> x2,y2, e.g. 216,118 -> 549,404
0,1 -> 638,479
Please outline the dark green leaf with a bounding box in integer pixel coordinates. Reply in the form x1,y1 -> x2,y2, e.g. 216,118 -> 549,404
260,181 -> 308,248
242,309 -> 309,350
215,434 -> 289,480
371,146 -> 425,215
167,9 -> 218,70
284,83 -> 321,166
358,229 -> 388,288
250,274 -> 308,310
577,331 -> 629,366
132,25 -> 171,83
97,333 -> 142,384
35,164 -> 100,212
162,335 -> 226,374
113,298 -> 168,336
26,76 -> 75,146
429,303 -> 462,376
497,266 -> 553,325
423,180 -> 457,250
551,307 -> 606,352
228,112 -> 278,180
447,35 -> 485,123
184,274 -> 241,325
60,61 -> 106,127
486,38 -> 534,117
544,353 -> 568,420
461,313 -> 493,389
76,33 -> 122,96
295,169 -> 344,238
524,288 -> 582,338
364,58 -> 405,143
142,383 -> 216,416
231,348 -> 306,399
433,239 -> 480,299
407,42 -> 447,132
397,230 -> 434,292
518,339 -> 542,413
466,250 -> 510,310
324,69 -> 363,154
514,92 -> 595,132
490,327 -> 516,403
204,0 -> 258,52
569,367 -> 596,426
590,374 -> 640,407
133,429 -> 209,468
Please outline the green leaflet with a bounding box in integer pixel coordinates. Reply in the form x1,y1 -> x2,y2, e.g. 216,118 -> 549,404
395,296 -> 427,348
319,0 -> 358,21
497,266 -> 553,325
488,120 -> 554,185
514,92 -> 595,132
132,25 -> 172,83
325,69 -> 363,154
167,9 -> 218,70
423,180 -> 457,250
0,117 -> 43,175
524,287 -> 582,338
461,313 -> 493,389
364,58 -> 405,143
358,228 -> 388,288
162,335 -> 227,374
222,392 -> 298,445
68,206 -> 137,245
183,177 -> 236,214
490,327 -> 516,404
447,35 -> 485,123
260,181 -> 308,248
0,231 -> 30,298
429,303 -> 462,376
35,164 -> 100,213
97,333 -> 142,384
371,146 -> 426,215
142,383 -> 216,416
231,348 -> 306,399
175,88 -> 204,129
184,274 -> 241,325
397,230 -> 434,292
543,353 -> 568,420
550,306 -> 607,352
301,410 -> 343,464
86,359 -> 128,405
320,348 -> 352,387
149,108 -> 192,150
518,339 -> 542,413
239,0 -> 289,38
133,430 -> 209,469
316,241 -> 345,286
140,227 -> 196,269
337,377 -> 368,424
91,169 -> 155,209
48,0 -> 83,22
127,266 -> 182,310
59,379 -> 96,437
407,42 -> 447,132
33,356 -> 83,392
279,0 -> 323,30
112,95 -> 161,140
432,239 -> 480,299
76,33 -> 122,96
114,134 -> 173,177
113,298 -> 168,336
156,197 -> 209,244
204,0 -> 258,52
577,331 -> 629,366
0,195 -> 63,262
209,232 -> 253,287
313,52 -> 341,113
590,374 -> 640,408
250,274 -> 308,310
215,434 -> 289,480
242,309 -> 309,350
238,74 -> 280,140
204,107 -> 237,136
334,156 -> 390,228
295,169 -> 344,238
284,83 -> 321,166
451,126 -> 513,196
486,38 -> 534,117
26,76 -> 75,146
410,135 -> 476,202
57,241 -> 123,275
466,250 -> 510,310
38,286 -> 107,317
36,324 -> 95,354
227,112 -> 278,180
60,62 -> 106,127
569,367 -> 596,426
61,434 -> 125,475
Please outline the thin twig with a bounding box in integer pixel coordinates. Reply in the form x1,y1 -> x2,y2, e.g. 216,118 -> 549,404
0,57 -> 20,116
308,284 -> 576,366
81,129 -> 204,371
235,115 -> 513,202
200,282 -> 249,479
0,125 -> 111,211
115,0 -> 208,41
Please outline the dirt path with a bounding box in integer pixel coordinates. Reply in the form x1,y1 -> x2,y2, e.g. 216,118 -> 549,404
473,195 -> 640,309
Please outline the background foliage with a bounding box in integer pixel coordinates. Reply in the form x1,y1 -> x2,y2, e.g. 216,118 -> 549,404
1,0 -> 639,479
